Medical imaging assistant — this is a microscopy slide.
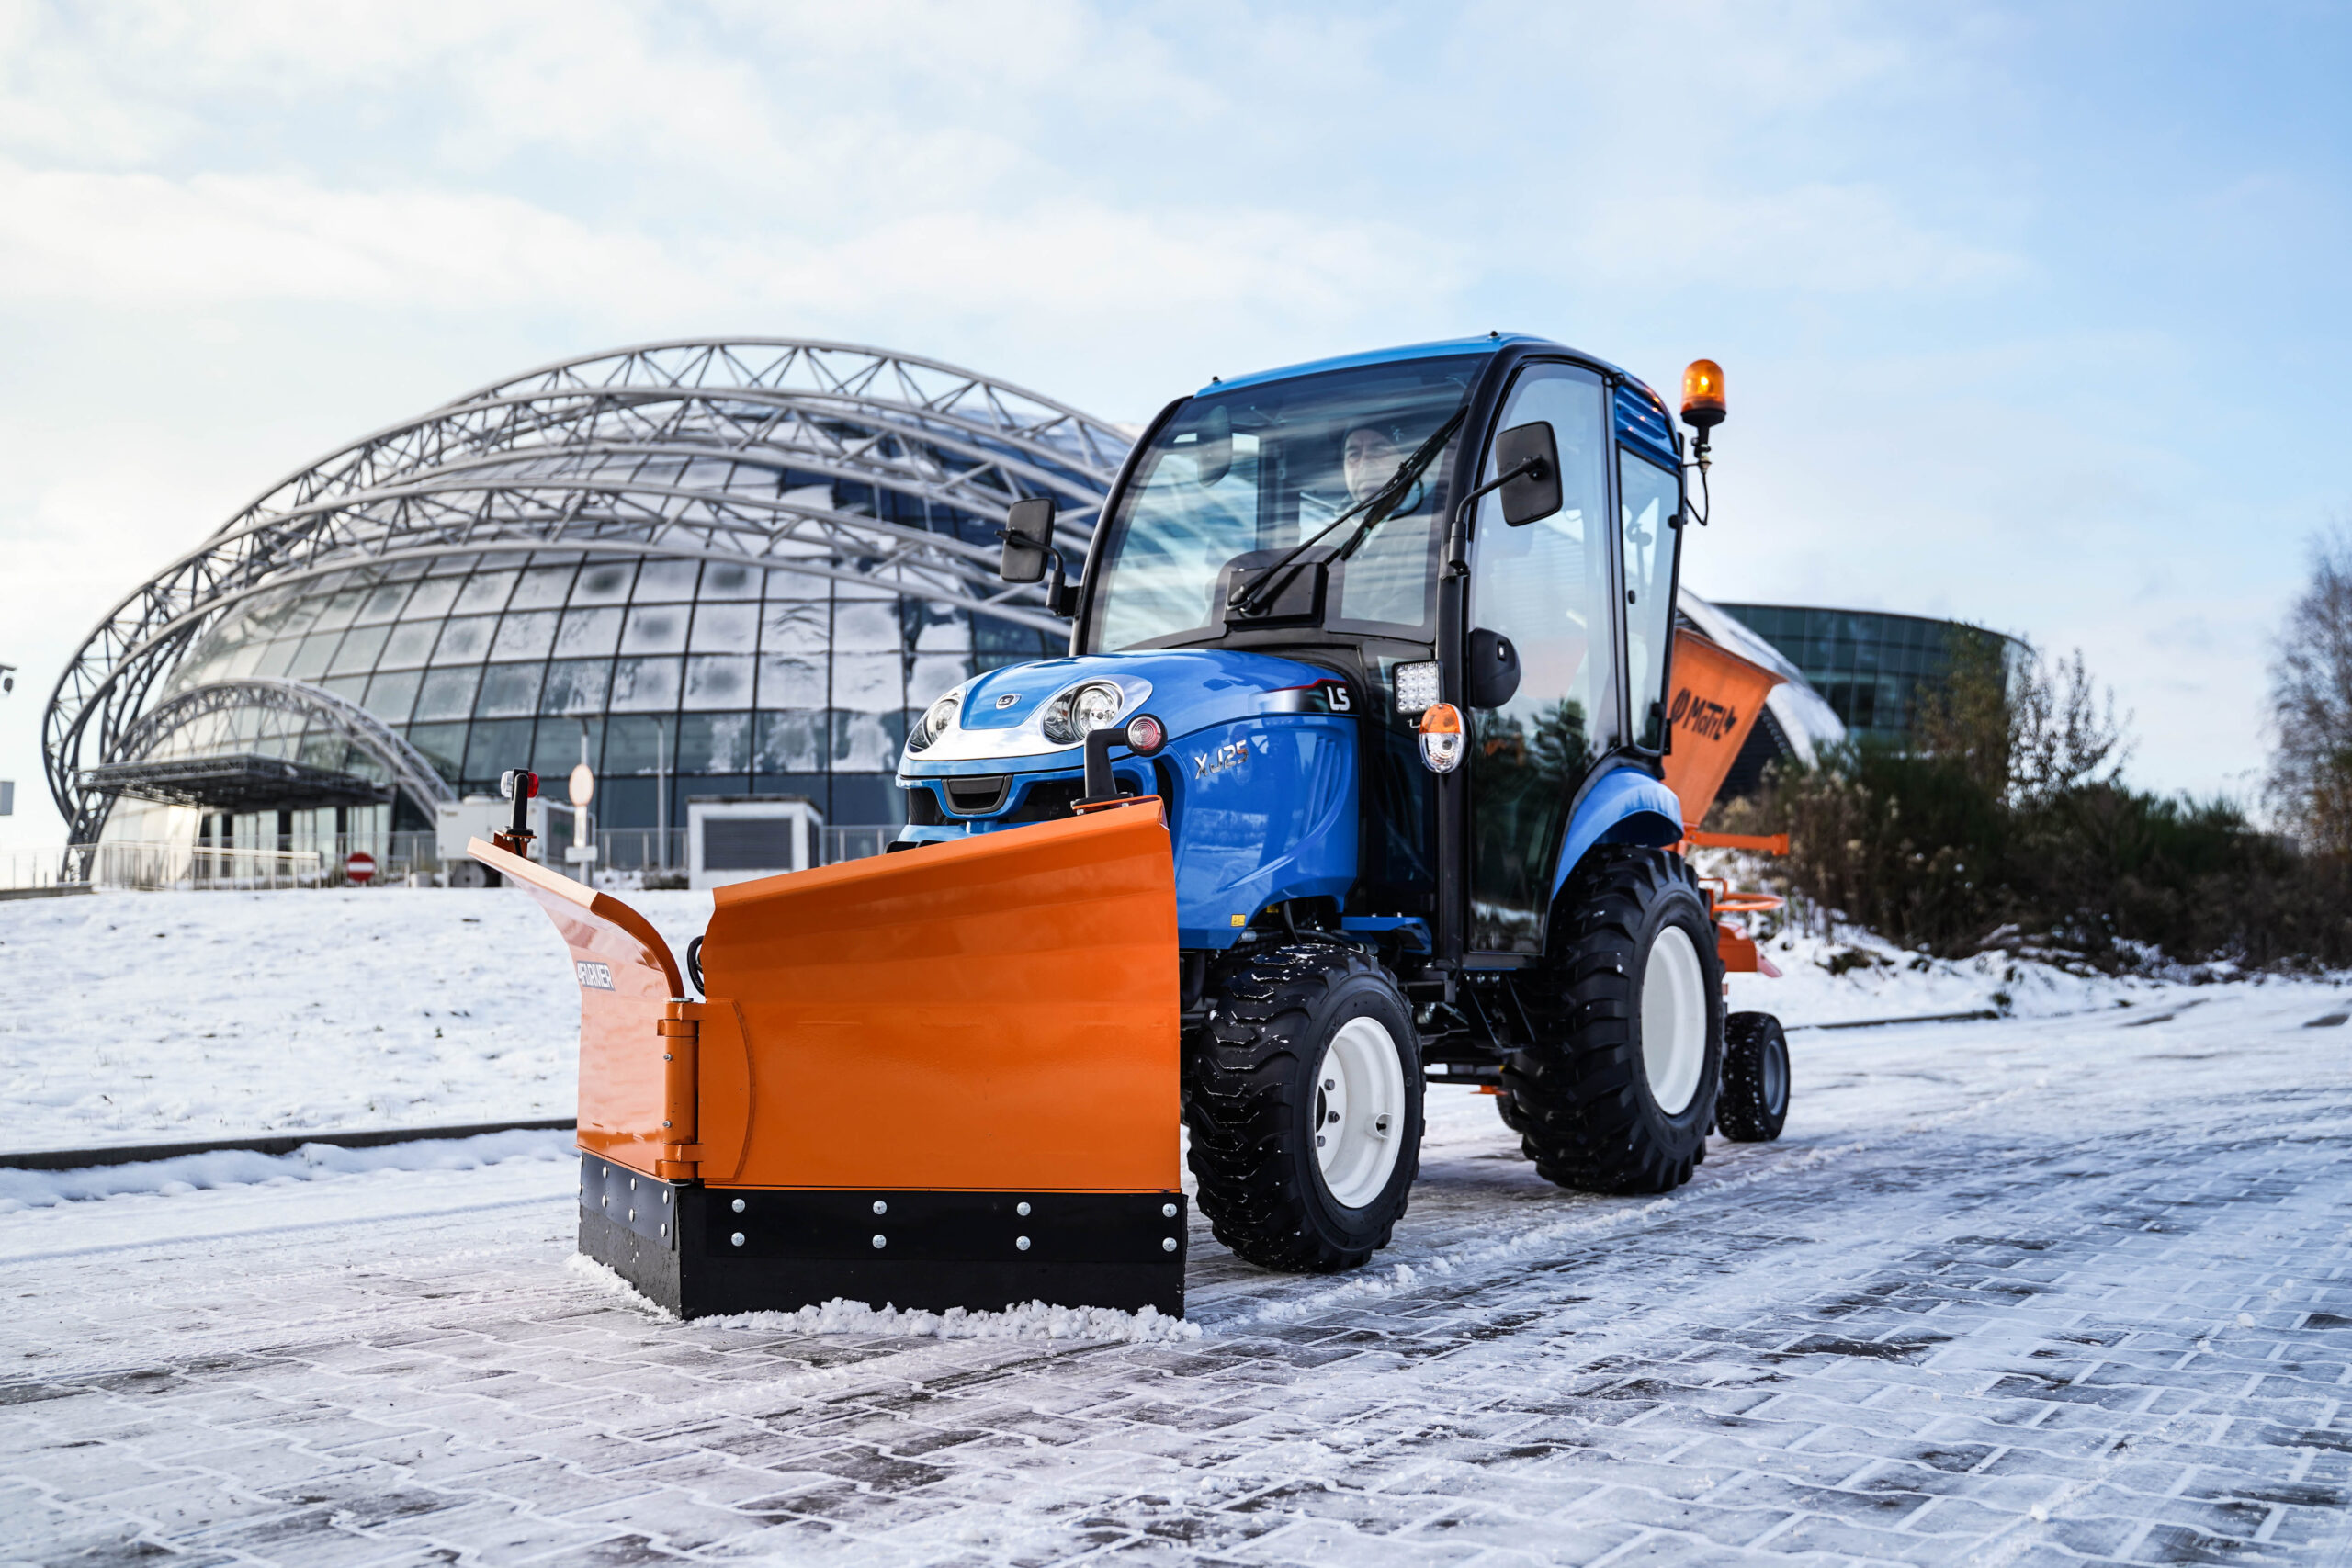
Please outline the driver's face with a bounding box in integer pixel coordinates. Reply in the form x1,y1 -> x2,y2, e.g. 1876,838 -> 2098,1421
1343,427 -> 1400,504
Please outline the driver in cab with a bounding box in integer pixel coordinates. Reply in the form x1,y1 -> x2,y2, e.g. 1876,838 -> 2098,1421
1342,425 -> 1404,509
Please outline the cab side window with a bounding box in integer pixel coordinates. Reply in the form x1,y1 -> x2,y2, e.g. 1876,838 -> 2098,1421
1618,450 -> 1682,750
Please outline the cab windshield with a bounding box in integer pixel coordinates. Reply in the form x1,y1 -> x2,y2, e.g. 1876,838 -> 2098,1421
1087,355 -> 1487,651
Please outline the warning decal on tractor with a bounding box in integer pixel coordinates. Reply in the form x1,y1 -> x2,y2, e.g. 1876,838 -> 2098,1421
575,960 -> 616,991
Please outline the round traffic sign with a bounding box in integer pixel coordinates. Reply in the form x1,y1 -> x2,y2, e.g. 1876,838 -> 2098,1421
345,850 -> 377,886
569,763 -> 595,807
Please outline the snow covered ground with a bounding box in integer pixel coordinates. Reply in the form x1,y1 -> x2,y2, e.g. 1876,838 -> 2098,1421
4,987 -> 2348,1563
0,885 -> 2284,1153
0,886 -> 712,1152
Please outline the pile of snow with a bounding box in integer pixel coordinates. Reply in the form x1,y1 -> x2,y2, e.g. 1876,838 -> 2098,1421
565,1254 -> 1202,1343
1721,918 -> 2195,1026
0,1127 -> 575,1213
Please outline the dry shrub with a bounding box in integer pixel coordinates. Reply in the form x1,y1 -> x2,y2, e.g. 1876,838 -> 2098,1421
1713,639 -> 2352,971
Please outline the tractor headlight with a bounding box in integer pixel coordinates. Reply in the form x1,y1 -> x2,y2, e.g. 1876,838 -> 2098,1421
907,690 -> 962,752
1043,681 -> 1125,743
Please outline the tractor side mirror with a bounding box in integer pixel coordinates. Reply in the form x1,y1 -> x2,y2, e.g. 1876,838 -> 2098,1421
999,496 -> 1056,584
1466,627 -> 1521,708
1495,422 -> 1563,526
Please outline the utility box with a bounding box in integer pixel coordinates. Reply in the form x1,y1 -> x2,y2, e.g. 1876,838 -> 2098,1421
687,795 -> 823,891
435,795 -> 575,886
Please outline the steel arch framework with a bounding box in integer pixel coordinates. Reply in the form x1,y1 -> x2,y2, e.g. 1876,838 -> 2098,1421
101,678 -> 458,820
45,339 -> 1135,846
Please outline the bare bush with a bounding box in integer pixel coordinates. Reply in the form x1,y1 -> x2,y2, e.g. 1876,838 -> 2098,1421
1913,633 -> 2127,805
2266,526 -> 2352,858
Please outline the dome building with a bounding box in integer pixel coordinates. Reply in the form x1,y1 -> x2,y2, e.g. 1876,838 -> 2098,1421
43,340 -> 1128,872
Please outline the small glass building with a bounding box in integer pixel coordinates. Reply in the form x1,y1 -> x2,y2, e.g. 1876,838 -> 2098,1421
1712,604 -> 2019,746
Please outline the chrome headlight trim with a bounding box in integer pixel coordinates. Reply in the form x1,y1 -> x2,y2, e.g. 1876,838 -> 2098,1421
903,674 -> 1154,762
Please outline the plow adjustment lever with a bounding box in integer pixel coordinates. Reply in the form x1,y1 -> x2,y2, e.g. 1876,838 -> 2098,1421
496,768 -> 539,855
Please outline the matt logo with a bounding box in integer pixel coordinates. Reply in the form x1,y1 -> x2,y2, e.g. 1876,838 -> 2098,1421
1668,687 -> 1740,742
574,960 -> 616,991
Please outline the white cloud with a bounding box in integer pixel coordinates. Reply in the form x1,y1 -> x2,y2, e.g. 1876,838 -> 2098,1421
0,162 -> 685,307
1569,182 -> 2024,295
0,153 -> 1464,333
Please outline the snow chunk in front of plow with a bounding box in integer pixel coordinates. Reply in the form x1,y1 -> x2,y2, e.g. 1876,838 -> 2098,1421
565,1253 -> 1201,1342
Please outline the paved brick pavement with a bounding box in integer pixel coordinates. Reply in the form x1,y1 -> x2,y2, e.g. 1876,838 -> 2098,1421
3,987 -> 2349,1565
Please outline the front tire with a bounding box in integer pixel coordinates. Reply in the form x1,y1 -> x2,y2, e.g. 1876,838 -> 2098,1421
1504,847 -> 1724,1194
1183,943 -> 1424,1271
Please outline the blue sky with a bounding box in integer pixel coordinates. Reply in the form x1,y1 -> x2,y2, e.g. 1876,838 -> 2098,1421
1,0 -> 2346,845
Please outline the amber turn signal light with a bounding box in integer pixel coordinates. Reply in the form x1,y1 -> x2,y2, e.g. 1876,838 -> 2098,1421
1418,702 -> 1464,774
1681,359 -> 1725,431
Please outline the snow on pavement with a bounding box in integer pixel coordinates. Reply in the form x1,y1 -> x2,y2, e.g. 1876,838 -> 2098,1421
0,885 -> 2276,1152
4,982 -> 2349,1564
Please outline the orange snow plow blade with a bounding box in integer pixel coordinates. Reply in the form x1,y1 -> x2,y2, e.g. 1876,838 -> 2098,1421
697,795 -> 1180,1195
470,793 -> 1186,1319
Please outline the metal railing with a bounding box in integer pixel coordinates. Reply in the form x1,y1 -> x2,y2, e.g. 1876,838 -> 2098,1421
822,826 -> 897,864
1,841 -> 326,893
2,826 -> 901,894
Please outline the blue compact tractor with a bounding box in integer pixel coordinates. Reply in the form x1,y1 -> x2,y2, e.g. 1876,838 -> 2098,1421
891,335 -> 1791,1275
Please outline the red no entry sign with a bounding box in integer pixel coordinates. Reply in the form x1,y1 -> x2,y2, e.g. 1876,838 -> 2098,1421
345,851 -> 377,886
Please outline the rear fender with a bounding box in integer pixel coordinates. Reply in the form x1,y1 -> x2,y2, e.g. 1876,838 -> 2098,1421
1549,767 -> 1684,900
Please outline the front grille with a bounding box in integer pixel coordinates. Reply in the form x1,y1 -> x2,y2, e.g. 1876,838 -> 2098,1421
943,774 -> 1012,815
1003,777 -> 1086,823
902,784 -> 944,826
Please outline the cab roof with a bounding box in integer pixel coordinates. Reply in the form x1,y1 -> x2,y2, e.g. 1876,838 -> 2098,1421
1199,333 -> 1679,468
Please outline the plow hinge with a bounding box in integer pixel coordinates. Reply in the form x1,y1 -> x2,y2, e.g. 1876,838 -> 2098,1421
657,1000 -> 703,1179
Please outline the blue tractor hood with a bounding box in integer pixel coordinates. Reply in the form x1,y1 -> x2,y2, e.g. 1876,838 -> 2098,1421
899,649 -> 1343,775
898,648 -> 1362,950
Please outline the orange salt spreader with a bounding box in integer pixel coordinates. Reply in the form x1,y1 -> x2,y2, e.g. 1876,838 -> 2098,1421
471,785 -> 1185,1319
1660,627 -> 1793,979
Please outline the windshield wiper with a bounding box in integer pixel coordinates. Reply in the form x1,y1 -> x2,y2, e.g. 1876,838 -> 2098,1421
1227,406 -> 1466,617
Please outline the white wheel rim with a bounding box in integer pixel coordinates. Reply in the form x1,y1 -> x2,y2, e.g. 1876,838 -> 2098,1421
1313,1017 -> 1407,1210
1642,924 -> 1708,1116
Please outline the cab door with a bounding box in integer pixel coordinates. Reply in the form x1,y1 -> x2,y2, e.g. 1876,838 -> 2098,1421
1463,363 -> 1617,953
1618,423 -> 1686,751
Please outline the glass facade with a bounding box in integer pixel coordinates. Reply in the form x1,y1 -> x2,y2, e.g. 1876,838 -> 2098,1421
1713,604 -> 2018,746
51,339 -> 1135,858
153,549 -> 1059,832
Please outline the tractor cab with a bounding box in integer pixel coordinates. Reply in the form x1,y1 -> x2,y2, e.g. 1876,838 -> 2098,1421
903,335 -> 1697,976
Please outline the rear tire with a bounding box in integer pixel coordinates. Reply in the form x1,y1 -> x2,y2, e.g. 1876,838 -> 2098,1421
1503,847 -> 1724,1194
1182,942 -> 1423,1271
1718,1011 -> 1790,1142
